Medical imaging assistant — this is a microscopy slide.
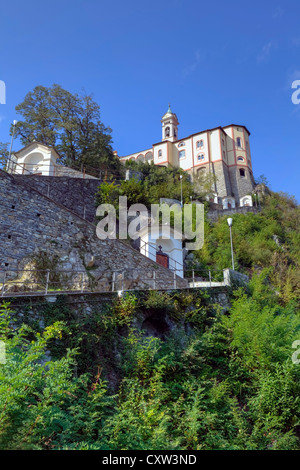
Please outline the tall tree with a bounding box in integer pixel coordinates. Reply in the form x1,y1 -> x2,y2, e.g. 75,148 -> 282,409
11,84 -> 121,173
0,142 -> 9,168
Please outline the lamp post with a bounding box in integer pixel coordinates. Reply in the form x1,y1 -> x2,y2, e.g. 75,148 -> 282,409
227,218 -> 235,271
180,175 -> 183,207
7,120 -> 17,172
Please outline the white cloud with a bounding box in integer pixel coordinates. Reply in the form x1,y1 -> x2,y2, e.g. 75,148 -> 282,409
182,50 -> 202,77
257,41 -> 275,63
273,6 -> 284,18
291,37 -> 300,47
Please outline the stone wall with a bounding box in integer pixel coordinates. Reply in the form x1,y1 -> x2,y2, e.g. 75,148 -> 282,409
13,175 -> 101,222
223,268 -> 249,287
212,161 -> 233,198
0,170 -> 187,291
228,166 -> 255,201
207,205 -> 258,222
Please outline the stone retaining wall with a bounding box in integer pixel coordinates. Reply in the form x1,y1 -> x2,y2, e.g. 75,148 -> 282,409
0,170 -> 187,291
207,205 -> 258,221
13,174 -> 100,222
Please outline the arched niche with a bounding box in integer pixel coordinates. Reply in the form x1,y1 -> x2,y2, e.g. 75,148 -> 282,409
145,152 -> 153,163
24,152 -> 44,173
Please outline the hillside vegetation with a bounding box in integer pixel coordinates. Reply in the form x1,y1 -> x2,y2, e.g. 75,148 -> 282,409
0,175 -> 299,450
197,190 -> 300,306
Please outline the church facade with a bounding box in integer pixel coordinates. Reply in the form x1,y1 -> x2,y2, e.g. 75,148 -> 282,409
118,106 -> 256,209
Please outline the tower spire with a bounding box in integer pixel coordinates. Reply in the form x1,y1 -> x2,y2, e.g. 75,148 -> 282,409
161,105 -> 179,142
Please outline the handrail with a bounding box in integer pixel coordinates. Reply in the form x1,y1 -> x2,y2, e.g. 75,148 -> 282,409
4,153 -> 126,180
0,266 -> 223,297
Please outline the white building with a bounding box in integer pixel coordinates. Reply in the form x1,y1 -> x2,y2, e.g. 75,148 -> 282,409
118,106 -> 255,207
7,141 -> 97,179
139,224 -> 184,278
8,141 -> 60,176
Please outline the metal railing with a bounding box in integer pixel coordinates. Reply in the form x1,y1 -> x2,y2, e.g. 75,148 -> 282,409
185,267 -> 225,287
2,156 -> 126,221
0,266 -> 224,297
6,161 -> 125,181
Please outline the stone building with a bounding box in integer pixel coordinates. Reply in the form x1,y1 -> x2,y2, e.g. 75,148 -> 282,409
118,106 -> 256,209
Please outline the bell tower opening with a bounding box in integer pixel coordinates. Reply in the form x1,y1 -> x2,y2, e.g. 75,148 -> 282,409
161,104 -> 179,142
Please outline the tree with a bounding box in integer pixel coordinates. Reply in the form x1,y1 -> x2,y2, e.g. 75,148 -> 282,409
0,142 -> 9,168
10,84 -> 121,173
193,170 -> 217,201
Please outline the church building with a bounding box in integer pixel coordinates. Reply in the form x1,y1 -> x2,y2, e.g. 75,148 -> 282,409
118,106 -> 255,209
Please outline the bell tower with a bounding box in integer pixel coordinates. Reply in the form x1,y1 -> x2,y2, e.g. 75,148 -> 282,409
161,104 -> 179,142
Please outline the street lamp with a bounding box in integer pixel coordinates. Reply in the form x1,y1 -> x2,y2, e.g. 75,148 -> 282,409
227,218 -> 235,271
7,120 -> 18,172
180,175 -> 183,207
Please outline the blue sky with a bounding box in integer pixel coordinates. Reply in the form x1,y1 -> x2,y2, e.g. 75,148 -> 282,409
0,0 -> 300,201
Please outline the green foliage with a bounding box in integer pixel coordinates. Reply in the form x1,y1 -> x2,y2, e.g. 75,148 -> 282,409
0,142 -> 9,168
97,160 -> 215,211
96,180 -> 121,206
1,273 -> 300,451
10,84 -> 121,172
113,293 -> 138,327
195,192 -> 300,305
0,302 -> 114,450
1,188 -> 300,450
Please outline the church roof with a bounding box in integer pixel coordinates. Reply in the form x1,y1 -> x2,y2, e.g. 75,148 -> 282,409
14,141 -> 62,160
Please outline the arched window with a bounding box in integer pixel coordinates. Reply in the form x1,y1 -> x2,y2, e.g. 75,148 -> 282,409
236,137 -> 242,148
196,140 -> 204,149
239,168 -> 245,178
197,167 -> 207,177
178,142 -> 185,148
145,152 -> 153,162
197,154 -> 205,162
237,156 -> 244,162
158,150 -> 163,158
165,127 -> 170,138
